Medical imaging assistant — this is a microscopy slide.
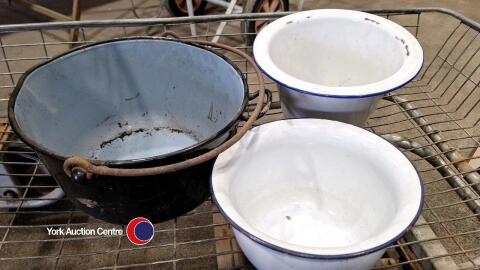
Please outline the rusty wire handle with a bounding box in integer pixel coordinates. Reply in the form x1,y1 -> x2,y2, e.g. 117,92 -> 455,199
64,38 -> 266,179
240,88 -> 272,121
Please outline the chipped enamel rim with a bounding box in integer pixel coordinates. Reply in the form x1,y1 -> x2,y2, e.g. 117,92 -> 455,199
253,9 -> 424,98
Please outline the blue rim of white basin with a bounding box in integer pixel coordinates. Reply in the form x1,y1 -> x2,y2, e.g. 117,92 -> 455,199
253,9 -> 424,99
211,119 -> 424,259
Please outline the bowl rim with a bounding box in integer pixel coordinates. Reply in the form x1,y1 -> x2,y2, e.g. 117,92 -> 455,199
8,36 -> 248,166
211,119 -> 424,258
253,9 -> 424,98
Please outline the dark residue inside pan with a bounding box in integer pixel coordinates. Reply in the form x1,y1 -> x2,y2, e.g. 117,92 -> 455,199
100,128 -> 147,148
98,126 -> 201,150
152,127 -> 201,141
117,121 -> 129,128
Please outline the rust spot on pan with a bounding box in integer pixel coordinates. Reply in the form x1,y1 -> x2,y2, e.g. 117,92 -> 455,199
124,92 -> 140,101
405,44 -> 410,56
208,103 -> 218,123
395,36 -> 410,56
364,17 -> 380,24
117,121 -> 128,128
96,114 -> 115,127
395,36 -> 406,44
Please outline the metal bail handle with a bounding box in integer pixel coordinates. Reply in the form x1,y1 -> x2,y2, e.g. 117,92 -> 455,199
240,88 -> 273,121
63,37 -> 267,179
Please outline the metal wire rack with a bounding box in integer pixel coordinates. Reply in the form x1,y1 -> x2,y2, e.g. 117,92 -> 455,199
0,8 -> 479,270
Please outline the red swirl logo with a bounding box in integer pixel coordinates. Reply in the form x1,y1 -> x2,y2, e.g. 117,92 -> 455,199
126,217 -> 154,245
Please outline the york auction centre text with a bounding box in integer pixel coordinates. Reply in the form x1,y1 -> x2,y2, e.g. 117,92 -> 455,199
47,227 -> 123,236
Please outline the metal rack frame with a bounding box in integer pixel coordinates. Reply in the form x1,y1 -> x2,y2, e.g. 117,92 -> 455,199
0,8 -> 479,270
7,0 -> 82,44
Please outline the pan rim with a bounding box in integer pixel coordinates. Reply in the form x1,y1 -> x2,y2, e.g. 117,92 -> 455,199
8,36 -> 249,166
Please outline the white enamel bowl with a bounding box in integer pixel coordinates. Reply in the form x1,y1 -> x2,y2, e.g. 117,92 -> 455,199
211,119 -> 423,270
253,9 -> 423,126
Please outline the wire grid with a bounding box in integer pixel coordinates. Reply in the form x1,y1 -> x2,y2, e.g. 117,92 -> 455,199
0,8 -> 479,270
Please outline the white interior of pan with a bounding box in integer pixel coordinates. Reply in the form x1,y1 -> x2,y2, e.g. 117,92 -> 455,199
13,39 -> 245,161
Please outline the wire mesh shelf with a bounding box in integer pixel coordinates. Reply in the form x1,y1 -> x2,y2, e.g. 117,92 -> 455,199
0,8 -> 479,270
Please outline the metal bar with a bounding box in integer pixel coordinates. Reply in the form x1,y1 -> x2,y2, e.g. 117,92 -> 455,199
432,34 -> 479,100
211,0 -> 238,43
53,210 -> 74,270
380,87 -> 480,268
186,0 -> 197,37
0,36 -> 16,86
389,96 -> 480,195
422,197 -> 478,268
112,225 -> 124,269
205,0 -> 242,12
425,26 -> 471,87
0,8 -> 479,270
406,216 -> 459,270
69,0 -> 82,46
0,164 -> 38,250
0,8 -> 477,33
9,0 -> 73,21
297,0 -> 305,11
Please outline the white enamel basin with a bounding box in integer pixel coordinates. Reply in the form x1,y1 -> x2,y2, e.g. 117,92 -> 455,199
211,119 -> 423,270
253,9 -> 423,126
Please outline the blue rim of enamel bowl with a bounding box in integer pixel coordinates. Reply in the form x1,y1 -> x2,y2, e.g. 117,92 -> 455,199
254,58 -> 423,99
210,119 -> 424,259
252,9 -> 424,99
